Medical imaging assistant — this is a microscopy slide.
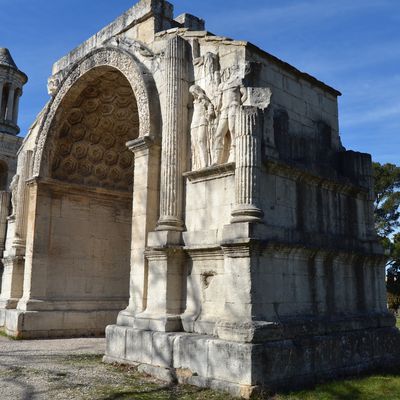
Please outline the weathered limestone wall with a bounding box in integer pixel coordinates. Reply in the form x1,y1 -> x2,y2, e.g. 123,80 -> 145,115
25,183 -> 131,303
247,48 -> 340,149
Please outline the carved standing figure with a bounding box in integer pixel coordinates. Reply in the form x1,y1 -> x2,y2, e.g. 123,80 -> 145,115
190,85 -> 215,170
9,174 -> 19,218
212,66 -> 247,165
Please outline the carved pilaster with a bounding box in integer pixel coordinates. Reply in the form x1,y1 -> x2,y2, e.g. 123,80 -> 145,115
13,151 -> 32,252
0,191 -> 10,254
0,80 -> 4,117
157,36 -> 188,231
117,136 -> 161,326
0,255 -> 25,309
12,91 -> 21,124
231,106 -> 264,223
5,85 -> 15,121
133,247 -> 185,332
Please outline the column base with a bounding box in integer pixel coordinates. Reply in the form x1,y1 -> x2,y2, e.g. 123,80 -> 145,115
133,311 -> 182,332
231,205 -> 264,223
156,217 -> 185,232
116,307 -> 136,326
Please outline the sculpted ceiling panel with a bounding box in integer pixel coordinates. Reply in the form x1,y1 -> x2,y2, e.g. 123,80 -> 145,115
51,70 -> 138,191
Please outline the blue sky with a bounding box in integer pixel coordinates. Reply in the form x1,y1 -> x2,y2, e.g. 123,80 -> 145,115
0,0 -> 399,164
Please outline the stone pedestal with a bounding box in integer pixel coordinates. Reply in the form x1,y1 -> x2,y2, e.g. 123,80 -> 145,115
104,318 -> 400,399
133,231 -> 185,332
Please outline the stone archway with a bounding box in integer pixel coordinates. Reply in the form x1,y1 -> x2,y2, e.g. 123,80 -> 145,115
40,67 -> 138,310
2,48 -> 161,338
32,47 -> 161,178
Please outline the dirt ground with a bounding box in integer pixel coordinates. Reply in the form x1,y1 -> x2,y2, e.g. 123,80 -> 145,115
0,335 -> 231,400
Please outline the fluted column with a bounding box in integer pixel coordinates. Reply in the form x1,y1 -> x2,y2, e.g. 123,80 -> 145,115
231,106 -> 264,223
5,85 -> 15,122
0,81 -> 4,119
13,151 -> 32,251
156,36 -> 188,231
12,90 -> 20,124
0,191 -> 10,254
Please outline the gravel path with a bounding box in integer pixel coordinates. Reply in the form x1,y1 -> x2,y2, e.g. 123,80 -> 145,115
0,335 -> 230,400
0,336 -> 107,400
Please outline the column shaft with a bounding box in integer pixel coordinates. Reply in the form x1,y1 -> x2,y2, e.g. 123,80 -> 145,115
5,85 -> 15,122
13,151 -> 32,250
0,81 -> 4,119
12,91 -> 20,124
231,106 -> 264,223
157,36 -> 188,231
0,191 -> 10,254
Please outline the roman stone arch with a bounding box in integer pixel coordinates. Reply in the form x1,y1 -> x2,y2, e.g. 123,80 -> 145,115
32,46 -> 161,178
4,47 -> 162,337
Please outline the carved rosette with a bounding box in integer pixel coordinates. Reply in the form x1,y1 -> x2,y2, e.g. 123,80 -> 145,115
157,36 -> 189,231
231,106 -> 264,223
50,71 -> 138,191
32,47 -> 159,178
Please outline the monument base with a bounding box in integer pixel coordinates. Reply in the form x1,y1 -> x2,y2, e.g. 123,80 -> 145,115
0,306 -> 125,339
104,318 -> 400,399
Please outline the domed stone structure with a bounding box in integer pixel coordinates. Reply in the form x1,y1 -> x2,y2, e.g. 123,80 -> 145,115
0,49 -> 25,289
0,48 -> 27,135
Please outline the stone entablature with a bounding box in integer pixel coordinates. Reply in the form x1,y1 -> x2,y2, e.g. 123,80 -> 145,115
0,1 -> 398,398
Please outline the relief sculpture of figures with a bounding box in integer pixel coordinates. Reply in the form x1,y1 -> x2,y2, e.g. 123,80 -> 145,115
191,53 -> 248,169
212,65 -> 247,165
9,174 -> 19,217
189,85 -> 215,170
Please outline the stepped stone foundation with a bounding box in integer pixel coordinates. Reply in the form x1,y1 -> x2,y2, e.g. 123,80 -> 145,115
1,0 -> 399,397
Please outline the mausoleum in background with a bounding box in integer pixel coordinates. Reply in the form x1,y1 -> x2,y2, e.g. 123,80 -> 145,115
0,1 -> 398,397
0,48 -> 25,294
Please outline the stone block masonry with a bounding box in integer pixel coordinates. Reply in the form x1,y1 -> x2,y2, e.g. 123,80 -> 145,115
1,0 -> 399,397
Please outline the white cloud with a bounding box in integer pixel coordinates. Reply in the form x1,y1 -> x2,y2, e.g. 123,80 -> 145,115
341,102 -> 400,127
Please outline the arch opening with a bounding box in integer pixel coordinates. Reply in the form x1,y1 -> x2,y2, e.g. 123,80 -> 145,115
0,161 -> 8,191
31,67 -> 138,332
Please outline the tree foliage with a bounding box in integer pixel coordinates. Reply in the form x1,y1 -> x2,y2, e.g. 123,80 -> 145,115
373,162 -> 400,237
372,162 -> 400,310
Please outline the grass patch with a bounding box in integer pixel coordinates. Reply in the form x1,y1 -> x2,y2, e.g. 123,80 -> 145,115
0,329 -> 20,340
91,383 -> 232,400
274,373 -> 400,400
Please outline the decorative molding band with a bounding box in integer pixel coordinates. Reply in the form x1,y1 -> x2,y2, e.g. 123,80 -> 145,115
265,159 -> 369,197
27,177 -> 132,202
183,162 -> 235,183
